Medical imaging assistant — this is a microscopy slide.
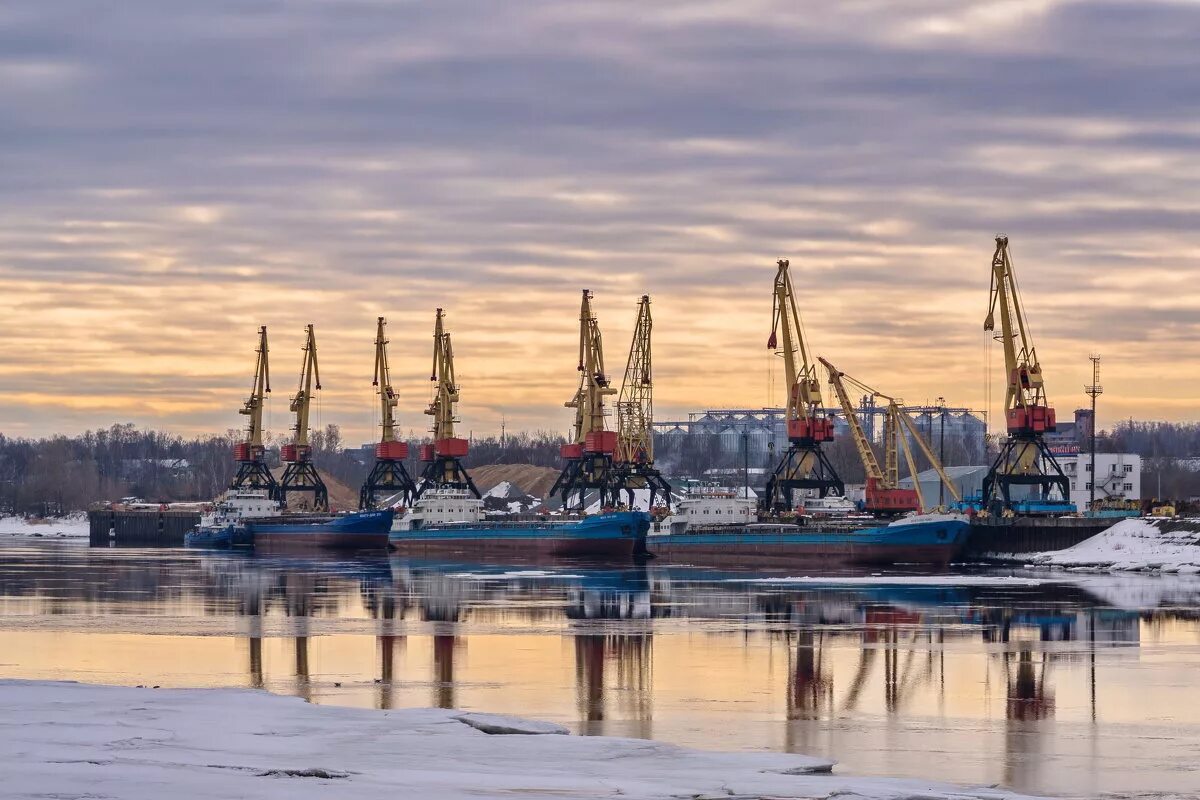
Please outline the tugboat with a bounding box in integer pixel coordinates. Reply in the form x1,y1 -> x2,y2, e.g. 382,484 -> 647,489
185,489 -> 277,548
646,485 -> 969,569
388,488 -> 650,561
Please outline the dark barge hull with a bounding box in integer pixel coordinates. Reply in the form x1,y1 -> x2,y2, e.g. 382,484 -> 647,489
247,510 -> 394,552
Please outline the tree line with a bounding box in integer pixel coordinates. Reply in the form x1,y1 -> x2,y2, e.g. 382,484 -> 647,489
2,418 -> 1198,515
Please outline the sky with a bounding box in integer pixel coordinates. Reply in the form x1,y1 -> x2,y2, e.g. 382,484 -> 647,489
1,0 -> 1198,445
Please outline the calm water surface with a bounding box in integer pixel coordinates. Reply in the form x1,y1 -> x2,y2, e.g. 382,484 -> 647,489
2,539 -> 1200,797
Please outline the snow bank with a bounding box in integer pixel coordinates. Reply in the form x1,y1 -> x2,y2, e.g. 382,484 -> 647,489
0,513 -> 89,539
739,575 -> 1047,587
1,680 -> 1039,799
1027,518 -> 1200,573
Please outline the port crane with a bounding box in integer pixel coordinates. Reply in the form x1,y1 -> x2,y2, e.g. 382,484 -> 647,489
416,308 -> 479,499
819,358 -> 961,513
982,236 -> 1070,511
359,316 -> 417,509
613,295 -> 671,509
278,324 -> 329,511
230,326 -> 279,494
764,259 -> 843,511
550,289 -> 622,510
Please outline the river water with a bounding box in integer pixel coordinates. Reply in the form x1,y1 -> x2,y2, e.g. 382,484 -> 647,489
2,539 -> 1199,797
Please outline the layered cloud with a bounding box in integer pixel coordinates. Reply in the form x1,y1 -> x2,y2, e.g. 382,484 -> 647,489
1,0 -> 1198,441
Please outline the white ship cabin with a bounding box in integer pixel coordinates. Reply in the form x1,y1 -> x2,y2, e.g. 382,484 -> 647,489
202,489 -> 278,526
396,488 -> 485,530
662,485 -> 757,533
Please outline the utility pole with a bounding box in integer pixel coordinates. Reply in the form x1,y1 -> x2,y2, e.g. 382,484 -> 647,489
937,396 -> 946,506
1085,355 -> 1102,512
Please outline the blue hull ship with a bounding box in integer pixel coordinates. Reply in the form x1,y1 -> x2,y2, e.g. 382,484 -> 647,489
248,509 -> 395,551
647,515 -> 971,568
389,510 -> 651,561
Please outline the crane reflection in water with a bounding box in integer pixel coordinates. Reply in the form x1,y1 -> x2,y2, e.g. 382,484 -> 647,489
1,542 -> 1193,795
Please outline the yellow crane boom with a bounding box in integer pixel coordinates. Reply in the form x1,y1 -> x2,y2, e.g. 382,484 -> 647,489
289,324 -> 321,451
426,308 -> 459,442
239,325 -> 270,451
616,295 -> 653,465
818,357 -> 883,484
373,316 -> 398,444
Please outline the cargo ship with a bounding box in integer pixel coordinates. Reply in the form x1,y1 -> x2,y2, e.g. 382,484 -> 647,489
388,488 -> 650,560
248,508 -> 394,551
646,486 -> 969,568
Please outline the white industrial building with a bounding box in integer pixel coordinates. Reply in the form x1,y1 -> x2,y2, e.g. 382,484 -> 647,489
1060,453 -> 1142,510
899,454 -> 1141,511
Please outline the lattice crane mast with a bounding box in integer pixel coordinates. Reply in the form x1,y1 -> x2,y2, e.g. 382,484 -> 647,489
614,295 -> 671,509
359,316 -> 417,509
982,236 -> 1070,510
764,259 -> 843,511
230,326 -> 279,494
550,289 -> 621,510
416,308 -> 478,499
278,324 -> 329,510
819,358 -> 960,513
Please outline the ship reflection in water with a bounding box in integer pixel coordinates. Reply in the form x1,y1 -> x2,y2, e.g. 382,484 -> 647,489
1,542 -> 1199,796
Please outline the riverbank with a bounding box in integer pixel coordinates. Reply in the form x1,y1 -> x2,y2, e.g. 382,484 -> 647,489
2,680 -> 1036,799
1013,517 -> 1200,573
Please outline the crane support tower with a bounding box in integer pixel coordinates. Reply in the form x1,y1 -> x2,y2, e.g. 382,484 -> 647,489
613,295 -> 671,509
819,358 -> 962,514
360,317 -> 417,509
549,289 -> 623,510
278,324 -> 329,511
981,236 -> 1070,511
230,326 -> 279,494
416,309 -> 479,499
763,259 -> 843,511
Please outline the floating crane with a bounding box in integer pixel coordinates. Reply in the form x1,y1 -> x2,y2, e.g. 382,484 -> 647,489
819,358 -> 961,513
764,259 -> 843,511
982,236 -> 1070,511
278,324 -> 329,511
613,295 -> 671,509
230,326 -> 279,494
549,289 -> 622,510
416,309 -> 478,499
359,316 -> 417,509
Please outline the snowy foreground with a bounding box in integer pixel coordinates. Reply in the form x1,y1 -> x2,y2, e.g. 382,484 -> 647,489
2,681 -> 1039,800
0,513 -> 89,539
1022,518 -> 1200,573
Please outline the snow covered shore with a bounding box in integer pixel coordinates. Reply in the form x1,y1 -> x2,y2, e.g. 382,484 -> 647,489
1,681 -> 1038,799
0,513 -> 88,539
1022,518 -> 1200,573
